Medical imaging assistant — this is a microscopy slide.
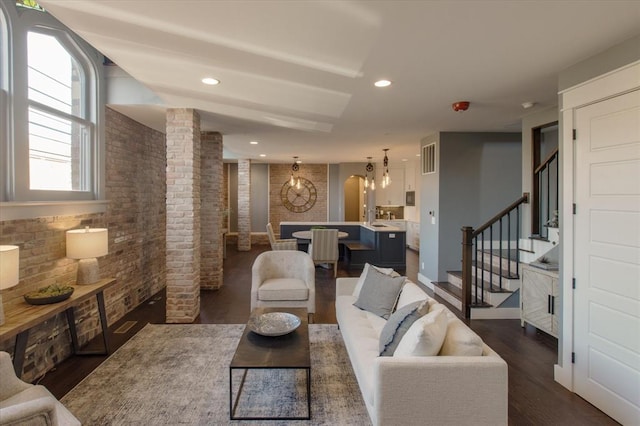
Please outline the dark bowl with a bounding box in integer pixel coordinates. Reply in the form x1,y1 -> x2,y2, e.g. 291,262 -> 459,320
24,288 -> 74,305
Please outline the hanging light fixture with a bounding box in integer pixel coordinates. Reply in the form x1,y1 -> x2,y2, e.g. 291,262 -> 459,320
381,148 -> 391,188
364,157 -> 374,189
290,156 -> 300,187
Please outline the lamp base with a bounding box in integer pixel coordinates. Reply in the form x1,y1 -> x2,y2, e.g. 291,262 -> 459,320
77,258 -> 101,285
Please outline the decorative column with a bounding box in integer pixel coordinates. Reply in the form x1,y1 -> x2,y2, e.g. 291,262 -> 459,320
165,108 -> 201,323
201,131 -> 224,290
237,159 -> 251,251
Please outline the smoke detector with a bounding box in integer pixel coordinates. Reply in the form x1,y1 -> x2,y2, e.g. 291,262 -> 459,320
452,101 -> 470,112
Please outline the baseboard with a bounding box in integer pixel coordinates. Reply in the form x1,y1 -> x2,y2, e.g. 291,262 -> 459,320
554,363 -> 573,392
417,273 -> 434,290
470,307 -> 520,320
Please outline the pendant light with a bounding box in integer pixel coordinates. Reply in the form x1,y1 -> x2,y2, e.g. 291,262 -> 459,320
364,157 -> 374,189
381,148 -> 391,188
290,156 -> 300,187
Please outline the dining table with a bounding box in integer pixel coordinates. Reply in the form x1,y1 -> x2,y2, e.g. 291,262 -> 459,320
291,230 -> 349,240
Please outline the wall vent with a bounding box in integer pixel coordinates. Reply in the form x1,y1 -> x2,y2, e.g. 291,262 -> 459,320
422,143 -> 436,174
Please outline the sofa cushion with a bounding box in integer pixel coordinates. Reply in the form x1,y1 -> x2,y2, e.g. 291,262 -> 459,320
258,278 -> 308,301
394,308 -> 448,356
379,299 -> 430,356
439,316 -> 484,356
353,266 -> 405,319
352,263 -> 399,298
396,281 -> 429,310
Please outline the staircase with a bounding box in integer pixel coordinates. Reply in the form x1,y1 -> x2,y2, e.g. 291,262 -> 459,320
432,192 -> 561,319
433,248 -> 522,319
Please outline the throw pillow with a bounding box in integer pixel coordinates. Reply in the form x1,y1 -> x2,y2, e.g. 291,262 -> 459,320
439,318 -> 484,356
353,266 -> 406,319
393,308 -> 448,357
352,263 -> 400,298
379,299 -> 430,356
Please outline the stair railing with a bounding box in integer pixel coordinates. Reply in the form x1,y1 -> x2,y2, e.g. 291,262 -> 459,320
532,148 -> 559,239
461,193 -> 529,318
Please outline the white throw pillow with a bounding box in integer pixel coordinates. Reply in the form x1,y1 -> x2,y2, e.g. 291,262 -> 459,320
396,282 -> 429,309
352,263 -> 399,298
393,308 -> 448,357
439,318 -> 484,356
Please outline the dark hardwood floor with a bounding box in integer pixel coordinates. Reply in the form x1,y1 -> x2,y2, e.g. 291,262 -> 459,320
39,244 -> 617,425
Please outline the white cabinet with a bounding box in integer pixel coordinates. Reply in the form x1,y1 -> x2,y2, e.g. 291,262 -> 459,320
375,166 -> 405,205
520,265 -> 559,337
405,164 -> 416,191
406,221 -> 420,250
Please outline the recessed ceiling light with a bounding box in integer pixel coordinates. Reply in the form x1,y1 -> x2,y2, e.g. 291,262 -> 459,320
250,141 -> 259,145
416,154 -> 421,157
201,77 -> 220,85
402,158 -> 408,162
374,79 -> 392,88
259,154 -> 266,157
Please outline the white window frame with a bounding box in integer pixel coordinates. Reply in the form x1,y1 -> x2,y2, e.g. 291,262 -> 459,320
0,3 -> 106,220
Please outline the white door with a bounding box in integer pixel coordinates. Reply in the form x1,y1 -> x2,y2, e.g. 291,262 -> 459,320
574,89 -> 640,425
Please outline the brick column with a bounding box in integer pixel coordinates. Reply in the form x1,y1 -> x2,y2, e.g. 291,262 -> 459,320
165,108 -> 201,323
237,159 -> 251,251
201,131 -> 224,290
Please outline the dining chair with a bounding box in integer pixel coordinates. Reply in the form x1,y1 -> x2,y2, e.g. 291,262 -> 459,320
266,223 -> 297,250
308,228 -> 339,277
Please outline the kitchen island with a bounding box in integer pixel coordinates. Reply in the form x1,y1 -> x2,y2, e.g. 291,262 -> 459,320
279,221 -> 406,270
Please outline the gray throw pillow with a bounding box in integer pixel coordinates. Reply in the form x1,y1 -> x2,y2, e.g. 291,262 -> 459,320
353,266 -> 406,319
379,299 -> 430,356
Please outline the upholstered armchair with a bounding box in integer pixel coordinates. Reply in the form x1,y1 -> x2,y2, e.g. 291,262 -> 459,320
0,351 -> 80,426
308,228 -> 339,277
266,223 -> 298,251
251,250 -> 315,319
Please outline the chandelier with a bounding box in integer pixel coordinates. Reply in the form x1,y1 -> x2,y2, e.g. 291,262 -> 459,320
381,149 -> 391,188
290,156 -> 301,189
364,157 -> 375,191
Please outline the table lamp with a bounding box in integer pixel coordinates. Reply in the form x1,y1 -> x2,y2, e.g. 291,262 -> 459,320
66,227 -> 108,285
0,245 -> 20,326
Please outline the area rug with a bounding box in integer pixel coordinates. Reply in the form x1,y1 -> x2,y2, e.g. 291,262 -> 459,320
61,324 -> 371,425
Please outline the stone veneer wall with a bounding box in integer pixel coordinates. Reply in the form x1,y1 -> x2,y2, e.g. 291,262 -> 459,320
237,159 -> 251,251
0,108 -> 166,381
165,109 -> 201,322
200,132 -> 224,290
269,164 -> 328,228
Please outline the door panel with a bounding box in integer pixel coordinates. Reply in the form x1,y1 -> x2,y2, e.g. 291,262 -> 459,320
574,89 -> 640,424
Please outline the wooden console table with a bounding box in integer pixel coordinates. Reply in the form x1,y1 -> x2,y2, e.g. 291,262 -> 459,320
0,277 -> 117,377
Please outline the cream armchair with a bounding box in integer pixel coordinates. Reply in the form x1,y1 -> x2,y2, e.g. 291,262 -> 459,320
266,223 -> 298,250
0,351 -> 80,426
251,250 -> 315,319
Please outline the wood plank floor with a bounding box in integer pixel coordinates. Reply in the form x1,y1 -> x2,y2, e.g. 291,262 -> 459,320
39,244 -> 617,425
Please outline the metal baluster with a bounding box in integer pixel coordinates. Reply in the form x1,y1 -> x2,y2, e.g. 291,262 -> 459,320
473,235 -> 478,305
489,224 -> 493,293
481,232 -> 485,305
499,217 -> 503,291
507,212 -> 511,279
516,205 -> 521,277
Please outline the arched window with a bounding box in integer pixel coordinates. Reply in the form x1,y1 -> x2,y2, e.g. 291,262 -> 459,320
0,1 -> 104,218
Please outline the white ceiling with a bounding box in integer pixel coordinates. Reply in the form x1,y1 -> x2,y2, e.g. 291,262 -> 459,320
39,0 -> 640,164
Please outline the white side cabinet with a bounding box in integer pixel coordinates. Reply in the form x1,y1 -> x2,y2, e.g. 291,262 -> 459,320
406,221 -> 420,250
520,264 -> 559,337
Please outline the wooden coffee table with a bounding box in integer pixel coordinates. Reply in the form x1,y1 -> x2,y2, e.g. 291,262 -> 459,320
229,307 -> 311,420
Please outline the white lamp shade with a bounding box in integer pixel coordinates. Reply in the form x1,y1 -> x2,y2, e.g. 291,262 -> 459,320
0,245 -> 20,290
66,228 -> 109,259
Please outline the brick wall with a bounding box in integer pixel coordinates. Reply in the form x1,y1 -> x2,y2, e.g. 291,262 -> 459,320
237,159 -> 251,251
0,108 -> 166,381
269,164 -> 328,226
200,132 -> 224,290
165,108 -> 201,323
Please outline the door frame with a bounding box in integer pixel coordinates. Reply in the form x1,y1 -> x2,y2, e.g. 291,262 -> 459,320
557,60 -> 640,391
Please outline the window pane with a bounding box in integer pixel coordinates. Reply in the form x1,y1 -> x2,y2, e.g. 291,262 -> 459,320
28,31 -> 82,117
29,106 -> 88,191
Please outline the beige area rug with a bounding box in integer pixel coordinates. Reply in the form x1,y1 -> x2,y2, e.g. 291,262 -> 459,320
61,324 -> 371,425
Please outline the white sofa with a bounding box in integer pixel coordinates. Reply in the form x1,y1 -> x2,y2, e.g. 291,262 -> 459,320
336,276 -> 508,426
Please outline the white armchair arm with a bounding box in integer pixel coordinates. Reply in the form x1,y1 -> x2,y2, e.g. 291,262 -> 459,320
0,395 -> 58,426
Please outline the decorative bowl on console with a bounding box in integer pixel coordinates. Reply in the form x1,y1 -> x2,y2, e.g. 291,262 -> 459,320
24,284 -> 74,305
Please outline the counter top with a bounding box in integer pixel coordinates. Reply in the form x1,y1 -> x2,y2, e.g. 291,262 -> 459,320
279,221 -> 405,233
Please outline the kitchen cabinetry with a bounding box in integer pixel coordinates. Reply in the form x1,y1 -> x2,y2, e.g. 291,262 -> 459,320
406,221 -> 420,250
375,167 -> 405,205
521,265 -> 559,337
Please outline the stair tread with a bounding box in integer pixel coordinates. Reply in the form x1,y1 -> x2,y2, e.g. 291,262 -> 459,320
433,282 -> 492,308
529,235 -> 550,242
478,248 -> 519,258
471,261 -> 519,279
446,271 -> 514,293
